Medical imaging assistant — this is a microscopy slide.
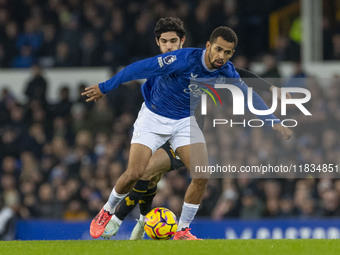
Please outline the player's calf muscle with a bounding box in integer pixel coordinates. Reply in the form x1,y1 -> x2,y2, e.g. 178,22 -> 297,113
146,174 -> 163,189
192,177 -> 208,187
114,172 -> 138,193
126,167 -> 147,182
184,178 -> 208,204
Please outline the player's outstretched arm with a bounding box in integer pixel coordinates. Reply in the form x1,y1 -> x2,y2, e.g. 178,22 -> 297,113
236,68 -> 272,92
236,68 -> 291,100
269,85 -> 292,100
81,84 -> 104,102
98,49 -> 189,94
273,123 -> 293,140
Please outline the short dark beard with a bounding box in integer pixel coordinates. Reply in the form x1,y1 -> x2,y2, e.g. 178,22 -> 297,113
208,50 -> 222,69
159,41 -> 182,54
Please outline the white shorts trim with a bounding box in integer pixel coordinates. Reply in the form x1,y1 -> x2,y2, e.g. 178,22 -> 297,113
131,103 -> 205,153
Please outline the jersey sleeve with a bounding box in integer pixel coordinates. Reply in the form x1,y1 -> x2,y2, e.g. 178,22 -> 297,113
226,65 -> 280,125
235,68 -> 272,92
98,49 -> 190,94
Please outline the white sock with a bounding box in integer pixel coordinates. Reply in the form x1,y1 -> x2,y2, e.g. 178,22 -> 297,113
112,215 -> 122,226
177,202 -> 200,231
139,214 -> 146,222
104,187 -> 128,214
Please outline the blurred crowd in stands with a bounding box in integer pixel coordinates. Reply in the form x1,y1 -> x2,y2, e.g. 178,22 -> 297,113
1,0 -> 340,69
1,0 -> 340,239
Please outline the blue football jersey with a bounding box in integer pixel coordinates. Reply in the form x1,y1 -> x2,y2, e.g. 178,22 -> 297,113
99,48 -> 278,121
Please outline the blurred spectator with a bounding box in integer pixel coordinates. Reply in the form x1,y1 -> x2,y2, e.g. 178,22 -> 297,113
54,42 -> 73,67
35,183 -> 55,218
275,35 -> 300,61
0,22 -> 18,67
198,179 -> 221,216
288,17 -> 301,60
279,195 -> 297,218
39,24 -> 58,67
127,11 -> 154,60
70,103 -> 91,133
63,199 -> 89,220
0,88 -> 13,125
0,128 -> 21,158
283,62 -> 307,88
298,196 -> 319,218
232,55 -> 249,70
100,30 -> 126,68
24,65 -> 47,105
263,180 -> 281,200
0,195 -> 15,240
10,45 -> 34,68
1,174 -> 20,212
263,197 -> 280,217
51,86 -> 72,118
87,97 -> 114,135
212,188 -> 239,219
16,19 -> 42,55
240,188 -> 263,219
320,189 -> 340,217
79,31 -> 100,66
58,17 -> 81,65
1,156 -> 20,181
260,53 -> 281,79
189,1 -> 212,48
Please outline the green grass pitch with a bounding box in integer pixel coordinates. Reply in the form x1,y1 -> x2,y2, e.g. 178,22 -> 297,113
1,239 -> 340,255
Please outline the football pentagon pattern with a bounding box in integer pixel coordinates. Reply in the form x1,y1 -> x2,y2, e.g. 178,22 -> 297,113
144,207 -> 178,240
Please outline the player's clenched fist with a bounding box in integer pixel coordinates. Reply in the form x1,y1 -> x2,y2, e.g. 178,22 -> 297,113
273,123 -> 293,140
81,85 -> 104,102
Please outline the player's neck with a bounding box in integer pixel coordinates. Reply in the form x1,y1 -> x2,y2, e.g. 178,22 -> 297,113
204,51 -> 213,70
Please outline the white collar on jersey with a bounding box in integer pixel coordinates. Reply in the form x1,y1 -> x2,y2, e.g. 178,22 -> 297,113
201,49 -> 217,72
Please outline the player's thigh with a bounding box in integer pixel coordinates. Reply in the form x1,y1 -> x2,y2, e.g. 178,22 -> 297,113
142,148 -> 171,181
175,143 -> 209,178
175,143 -> 208,166
125,143 -> 153,181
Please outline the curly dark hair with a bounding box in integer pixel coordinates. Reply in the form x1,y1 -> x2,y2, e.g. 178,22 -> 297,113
154,17 -> 186,39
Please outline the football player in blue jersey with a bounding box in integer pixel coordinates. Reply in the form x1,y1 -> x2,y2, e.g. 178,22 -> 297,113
100,17 -> 291,241
83,22 -> 292,240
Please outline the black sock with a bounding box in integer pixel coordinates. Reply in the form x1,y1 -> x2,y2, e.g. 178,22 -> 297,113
139,186 -> 157,216
115,180 -> 150,221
